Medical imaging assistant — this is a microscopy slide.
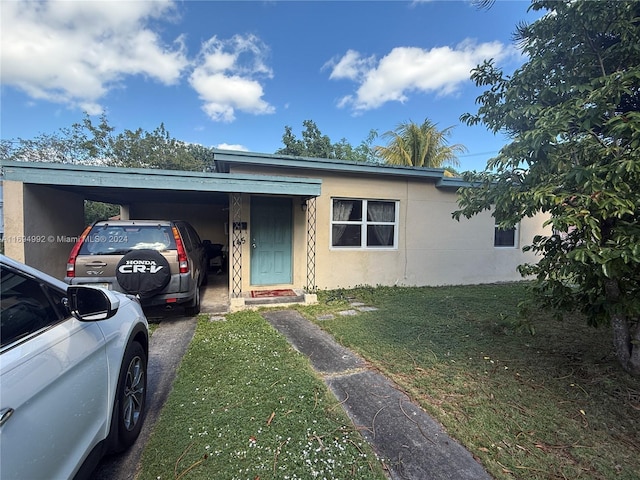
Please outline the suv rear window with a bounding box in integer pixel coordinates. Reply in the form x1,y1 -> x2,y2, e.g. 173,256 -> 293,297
79,225 -> 177,255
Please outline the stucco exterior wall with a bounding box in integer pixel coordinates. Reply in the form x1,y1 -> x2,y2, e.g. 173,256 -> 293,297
3,180 -> 26,262
230,165 -> 549,290
401,181 -> 546,286
315,173 -> 548,289
3,182 -> 85,278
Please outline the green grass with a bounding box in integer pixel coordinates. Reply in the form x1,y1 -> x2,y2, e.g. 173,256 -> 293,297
296,283 -> 640,480
138,311 -> 387,480
147,322 -> 160,336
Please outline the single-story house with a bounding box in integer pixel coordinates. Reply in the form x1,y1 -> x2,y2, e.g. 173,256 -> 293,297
1,151 -> 548,309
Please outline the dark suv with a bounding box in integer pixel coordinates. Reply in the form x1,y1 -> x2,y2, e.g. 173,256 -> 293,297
65,220 -> 207,315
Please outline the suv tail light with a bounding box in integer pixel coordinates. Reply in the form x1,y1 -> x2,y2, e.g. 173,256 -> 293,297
66,225 -> 93,277
172,226 -> 189,274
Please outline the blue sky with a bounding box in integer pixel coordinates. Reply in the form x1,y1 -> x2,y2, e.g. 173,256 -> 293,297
1,1 -> 540,171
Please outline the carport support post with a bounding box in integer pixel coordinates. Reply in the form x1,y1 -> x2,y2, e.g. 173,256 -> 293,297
304,196 -> 318,305
229,192 -> 246,311
305,196 -> 317,292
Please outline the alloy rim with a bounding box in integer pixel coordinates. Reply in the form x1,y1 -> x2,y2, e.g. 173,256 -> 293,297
123,356 -> 145,431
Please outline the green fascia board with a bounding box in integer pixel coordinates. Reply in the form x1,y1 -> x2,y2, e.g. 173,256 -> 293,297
435,177 -> 479,189
0,160 -> 322,197
213,149 -> 450,180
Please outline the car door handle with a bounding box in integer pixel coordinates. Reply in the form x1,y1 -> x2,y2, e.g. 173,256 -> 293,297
0,408 -> 14,427
86,261 -> 107,267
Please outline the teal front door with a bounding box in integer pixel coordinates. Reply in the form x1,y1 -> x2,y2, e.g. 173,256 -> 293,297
250,197 -> 293,285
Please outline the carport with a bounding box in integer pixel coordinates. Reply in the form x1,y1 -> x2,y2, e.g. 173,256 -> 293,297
1,160 -> 321,308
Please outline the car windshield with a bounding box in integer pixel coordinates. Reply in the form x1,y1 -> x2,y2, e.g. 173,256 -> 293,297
79,225 -> 176,255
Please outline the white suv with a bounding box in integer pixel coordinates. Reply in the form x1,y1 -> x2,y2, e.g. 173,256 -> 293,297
0,255 -> 149,479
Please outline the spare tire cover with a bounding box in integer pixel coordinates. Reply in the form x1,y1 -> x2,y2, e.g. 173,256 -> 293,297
116,249 -> 171,297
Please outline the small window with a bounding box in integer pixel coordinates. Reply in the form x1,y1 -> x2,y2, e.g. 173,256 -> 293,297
494,223 -> 518,248
0,266 -> 66,348
331,199 -> 398,249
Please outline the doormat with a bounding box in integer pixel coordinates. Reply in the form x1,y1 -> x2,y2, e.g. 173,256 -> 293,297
251,289 -> 297,298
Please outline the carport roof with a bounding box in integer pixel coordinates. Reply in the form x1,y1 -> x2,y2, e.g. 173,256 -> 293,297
1,160 -> 322,204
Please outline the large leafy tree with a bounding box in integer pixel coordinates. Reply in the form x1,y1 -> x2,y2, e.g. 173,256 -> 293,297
109,123 -> 205,171
276,120 -> 379,163
276,120 -> 332,158
375,119 -> 466,169
454,1 -> 640,375
1,114 -> 207,171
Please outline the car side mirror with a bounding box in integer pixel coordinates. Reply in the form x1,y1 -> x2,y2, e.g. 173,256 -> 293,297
66,285 -> 120,321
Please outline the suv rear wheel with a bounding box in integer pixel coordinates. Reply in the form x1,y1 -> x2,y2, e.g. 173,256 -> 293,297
184,283 -> 201,316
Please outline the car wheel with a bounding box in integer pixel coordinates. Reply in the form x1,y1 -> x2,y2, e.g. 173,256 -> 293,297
111,341 -> 147,452
184,284 -> 201,316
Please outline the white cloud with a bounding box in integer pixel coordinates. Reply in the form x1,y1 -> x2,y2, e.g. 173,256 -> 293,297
189,35 -> 275,122
328,40 -> 517,112
0,0 -> 188,114
324,49 -> 376,81
216,143 -> 249,151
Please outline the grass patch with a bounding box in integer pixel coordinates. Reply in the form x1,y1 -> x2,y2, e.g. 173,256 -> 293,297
297,283 -> 640,479
138,311 -> 387,480
147,322 -> 159,336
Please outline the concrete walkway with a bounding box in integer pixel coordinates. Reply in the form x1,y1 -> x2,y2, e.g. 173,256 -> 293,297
262,310 -> 491,480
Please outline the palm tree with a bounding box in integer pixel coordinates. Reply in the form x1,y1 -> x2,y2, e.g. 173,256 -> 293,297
374,119 -> 466,169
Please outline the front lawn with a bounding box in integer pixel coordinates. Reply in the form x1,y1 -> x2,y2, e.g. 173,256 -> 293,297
298,283 -> 639,479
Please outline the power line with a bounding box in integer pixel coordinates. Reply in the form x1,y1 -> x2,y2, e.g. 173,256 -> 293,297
458,150 -> 499,158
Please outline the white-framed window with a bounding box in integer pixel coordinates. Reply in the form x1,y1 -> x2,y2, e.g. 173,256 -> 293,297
494,222 -> 519,248
331,198 -> 398,249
